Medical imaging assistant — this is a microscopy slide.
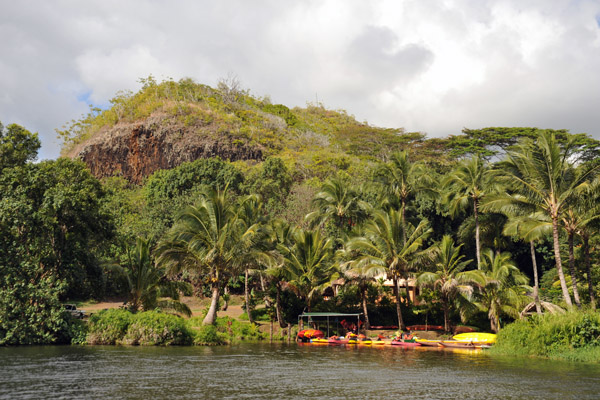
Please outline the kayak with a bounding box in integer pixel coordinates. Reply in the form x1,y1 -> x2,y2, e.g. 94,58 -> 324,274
452,332 -> 496,344
439,340 -> 482,349
310,338 -> 330,344
391,339 -> 421,347
327,336 -> 350,345
297,329 -> 324,342
415,339 -> 441,347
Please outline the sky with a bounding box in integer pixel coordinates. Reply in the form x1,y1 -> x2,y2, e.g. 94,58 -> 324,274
1,0 -> 600,160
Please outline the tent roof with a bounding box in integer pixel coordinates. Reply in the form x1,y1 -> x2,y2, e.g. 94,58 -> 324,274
298,312 -> 362,318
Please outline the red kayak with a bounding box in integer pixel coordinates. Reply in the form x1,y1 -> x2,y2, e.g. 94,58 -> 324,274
391,339 -> 421,347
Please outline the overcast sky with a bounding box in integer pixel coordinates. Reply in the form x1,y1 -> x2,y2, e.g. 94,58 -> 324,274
1,0 -> 600,160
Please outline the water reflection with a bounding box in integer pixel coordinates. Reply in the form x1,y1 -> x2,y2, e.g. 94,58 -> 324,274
1,344 -> 599,399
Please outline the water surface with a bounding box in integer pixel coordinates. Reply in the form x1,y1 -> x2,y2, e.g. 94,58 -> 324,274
1,344 -> 598,399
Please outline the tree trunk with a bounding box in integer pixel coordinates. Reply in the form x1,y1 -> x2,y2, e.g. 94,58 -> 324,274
202,282 -> 220,325
567,232 -> 581,307
244,268 -> 254,324
443,302 -> 450,333
276,283 -> 286,328
259,272 -> 272,308
393,277 -> 405,330
583,235 -> 597,309
361,285 -> 370,330
474,199 -> 481,270
404,278 -> 412,305
222,285 -> 229,311
401,199 -> 407,246
529,241 -> 542,314
552,215 -> 573,307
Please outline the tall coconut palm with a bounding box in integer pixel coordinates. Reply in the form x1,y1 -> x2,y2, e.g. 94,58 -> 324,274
277,228 -> 337,312
467,249 -> 530,332
234,194 -> 269,324
346,208 -> 432,329
489,131 -> 600,307
444,155 -> 495,270
375,151 -> 436,243
417,235 -> 475,332
262,219 -> 296,327
110,237 -> 192,316
305,177 -> 367,232
156,189 -> 239,325
501,210 -> 551,314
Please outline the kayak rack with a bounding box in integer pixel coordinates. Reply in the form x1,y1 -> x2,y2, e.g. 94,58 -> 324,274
298,312 -> 363,337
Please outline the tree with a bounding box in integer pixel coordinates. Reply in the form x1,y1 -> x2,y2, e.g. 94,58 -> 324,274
306,176 -> 367,233
374,151 -> 435,243
467,249 -> 530,332
417,235 -> 475,332
346,209 -> 431,329
444,155 -> 496,270
277,228 -> 337,312
110,238 -> 191,316
0,122 -> 40,170
156,189 -> 239,325
489,131 -> 600,307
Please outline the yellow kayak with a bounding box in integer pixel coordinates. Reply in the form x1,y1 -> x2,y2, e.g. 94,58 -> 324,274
310,338 -> 330,344
452,332 -> 496,343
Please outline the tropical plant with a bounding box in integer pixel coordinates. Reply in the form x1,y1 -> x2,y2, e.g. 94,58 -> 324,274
417,235 -> 475,332
277,227 -> 337,312
346,208 -> 431,329
488,131 -> 600,307
305,176 -> 368,233
467,249 -> 530,332
443,155 -> 496,270
156,189 -> 239,325
109,238 -> 191,316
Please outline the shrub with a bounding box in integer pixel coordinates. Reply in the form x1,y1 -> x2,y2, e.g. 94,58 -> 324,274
65,318 -> 88,345
194,324 -> 224,345
123,311 -> 193,345
492,310 -> 600,362
87,309 -> 133,345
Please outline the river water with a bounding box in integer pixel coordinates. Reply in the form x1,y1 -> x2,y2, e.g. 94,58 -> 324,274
1,343 -> 599,399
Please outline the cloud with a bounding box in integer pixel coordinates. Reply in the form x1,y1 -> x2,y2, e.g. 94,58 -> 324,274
1,0 -> 600,160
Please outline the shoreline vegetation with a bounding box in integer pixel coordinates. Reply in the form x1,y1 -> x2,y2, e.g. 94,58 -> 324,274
3,78 -> 600,365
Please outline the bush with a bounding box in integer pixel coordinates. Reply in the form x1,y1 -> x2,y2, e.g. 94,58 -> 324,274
492,310 -> 600,362
86,309 -> 134,345
123,311 -> 193,345
64,318 -> 88,345
194,324 -> 224,345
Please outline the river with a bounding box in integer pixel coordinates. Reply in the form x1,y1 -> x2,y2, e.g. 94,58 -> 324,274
1,343 -> 599,399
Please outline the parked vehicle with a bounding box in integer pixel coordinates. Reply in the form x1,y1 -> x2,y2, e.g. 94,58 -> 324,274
63,304 -> 86,319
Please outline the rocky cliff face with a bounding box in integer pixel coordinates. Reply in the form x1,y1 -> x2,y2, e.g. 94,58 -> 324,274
70,114 -> 264,184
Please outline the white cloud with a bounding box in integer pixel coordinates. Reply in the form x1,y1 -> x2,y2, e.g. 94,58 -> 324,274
1,0 -> 599,160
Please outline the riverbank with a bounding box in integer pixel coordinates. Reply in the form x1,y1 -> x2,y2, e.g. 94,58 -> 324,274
489,310 -> 600,363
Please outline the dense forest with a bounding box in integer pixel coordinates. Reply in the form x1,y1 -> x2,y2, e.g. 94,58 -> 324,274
2,77 -> 600,345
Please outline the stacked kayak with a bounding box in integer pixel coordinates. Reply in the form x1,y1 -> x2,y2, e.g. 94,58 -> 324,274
391,339 -> 421,347
438,332 -> 497,349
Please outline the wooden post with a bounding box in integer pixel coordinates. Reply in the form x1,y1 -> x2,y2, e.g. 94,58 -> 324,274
270,320 -> 274,343
287,323 -> 291,344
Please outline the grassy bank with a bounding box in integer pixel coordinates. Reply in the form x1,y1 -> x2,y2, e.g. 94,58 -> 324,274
72,309 -> 284,346
490,310 -> 600,363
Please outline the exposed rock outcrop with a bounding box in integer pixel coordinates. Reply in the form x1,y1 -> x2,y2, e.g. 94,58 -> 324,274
70,114 -> 263,184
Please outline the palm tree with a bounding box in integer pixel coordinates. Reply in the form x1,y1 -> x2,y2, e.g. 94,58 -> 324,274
234,194 -> 269,324
262,219 -> 296,327
444,155 -> 495,270
467,249 -> 530,332
110,238 -> 192,316
490,131 -> 600,307
346,208 -> 431,329
305,177 -> 367,232
375,151 -> 435,243
277,228 -> 337,312
417,235 -> 475,332
156,189 -> 239,325
501,211 -> 551,314
575,192 -> 600,309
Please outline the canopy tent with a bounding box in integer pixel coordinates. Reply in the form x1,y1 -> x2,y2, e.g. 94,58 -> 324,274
298,312 -> 363,337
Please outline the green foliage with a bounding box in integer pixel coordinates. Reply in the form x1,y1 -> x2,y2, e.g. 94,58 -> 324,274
123,310 -> 193,345
193,324 -> 224,345
87,309 -> 134,344
0,122 -> 40,169
63,318 -> 89,345
492,310 -> 600,362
